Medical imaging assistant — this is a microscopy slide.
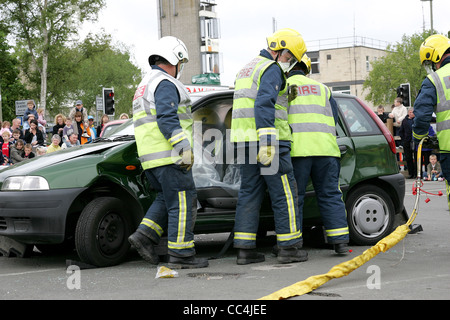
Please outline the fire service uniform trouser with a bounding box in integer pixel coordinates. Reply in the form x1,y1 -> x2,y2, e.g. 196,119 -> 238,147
234,146 -> 302,249
292,156 -> 349,244
138,164 -> 197,257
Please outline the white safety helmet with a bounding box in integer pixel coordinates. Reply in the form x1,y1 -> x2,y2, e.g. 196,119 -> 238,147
148,36 -> 189,79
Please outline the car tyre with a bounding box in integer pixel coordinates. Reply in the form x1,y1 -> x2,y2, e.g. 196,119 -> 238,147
75,197 -> 133,267
346,185 -> 395,246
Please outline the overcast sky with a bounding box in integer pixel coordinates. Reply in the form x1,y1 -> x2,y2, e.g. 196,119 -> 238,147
82,0 -> 450,87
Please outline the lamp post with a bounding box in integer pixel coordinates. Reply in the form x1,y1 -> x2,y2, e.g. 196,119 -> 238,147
421,0 -> 434,33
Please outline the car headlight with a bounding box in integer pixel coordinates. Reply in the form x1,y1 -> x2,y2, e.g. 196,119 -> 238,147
1,176 -> 50,191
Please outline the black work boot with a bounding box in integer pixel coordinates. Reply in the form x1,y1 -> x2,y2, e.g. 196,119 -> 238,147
168,255 -> 209,269
128,230 -> 159,264
236,249 -> 265,265
334,243 -> 349,254
277,247 -> 308,264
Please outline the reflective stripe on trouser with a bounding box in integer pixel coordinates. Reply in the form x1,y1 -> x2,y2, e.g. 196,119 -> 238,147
233,146 -> 301,249
292,156 -> 349,244
138,165 -> 197,257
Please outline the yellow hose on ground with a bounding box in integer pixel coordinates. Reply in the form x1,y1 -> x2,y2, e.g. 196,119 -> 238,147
259,225 -> 410,300
259,140 -> 425,300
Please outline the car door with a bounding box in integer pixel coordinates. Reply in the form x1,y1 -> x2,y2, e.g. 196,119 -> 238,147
301,101 -> 356,221
335,96 -> 396,183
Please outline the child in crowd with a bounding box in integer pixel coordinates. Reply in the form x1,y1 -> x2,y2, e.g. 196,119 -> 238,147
23,100 -> 38,130
37,108 -> 47,127
10,140 -> 25,164
47,134 -> 62,153
11,129 -> 22,145
37,108 -> 47,141
424,154 -> 443,181
1,130 -> 13,160
0,121 -> 12,136
63,117 -> 77,144
23,143 -> 35,160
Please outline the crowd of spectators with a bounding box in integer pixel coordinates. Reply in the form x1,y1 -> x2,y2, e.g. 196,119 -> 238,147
376,97 -> 442,180
0,99 -> 130,166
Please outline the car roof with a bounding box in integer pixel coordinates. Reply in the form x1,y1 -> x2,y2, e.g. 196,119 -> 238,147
191,89 -> 234,111
104,119 -> 127,126
191,89 -> 358,109
100,119 -> 128,137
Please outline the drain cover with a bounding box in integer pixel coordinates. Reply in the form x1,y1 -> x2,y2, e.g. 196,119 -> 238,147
187,272 -> 242,280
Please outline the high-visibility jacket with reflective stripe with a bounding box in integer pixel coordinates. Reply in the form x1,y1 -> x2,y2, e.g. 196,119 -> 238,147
288,74 -> 340,157
231,56 -> 290,143
132,70 -> 193,170
427,64 -> 450,152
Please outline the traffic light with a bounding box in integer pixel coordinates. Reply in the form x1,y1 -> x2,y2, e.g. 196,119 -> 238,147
396,83 -> 411,107
102,88 -> 115,115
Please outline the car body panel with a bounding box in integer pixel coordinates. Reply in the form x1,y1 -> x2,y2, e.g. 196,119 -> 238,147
0,188 -> 87,244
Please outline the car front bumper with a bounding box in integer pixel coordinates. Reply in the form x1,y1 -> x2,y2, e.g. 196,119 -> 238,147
0,188 -> 87,244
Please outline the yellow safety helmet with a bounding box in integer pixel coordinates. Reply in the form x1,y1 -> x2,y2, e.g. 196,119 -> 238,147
299,53 -> 311,74
267,28 -> 307,62
419,34 -> 450,71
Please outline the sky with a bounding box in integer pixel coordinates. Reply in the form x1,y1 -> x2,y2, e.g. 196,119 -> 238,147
81,0 -> 450,87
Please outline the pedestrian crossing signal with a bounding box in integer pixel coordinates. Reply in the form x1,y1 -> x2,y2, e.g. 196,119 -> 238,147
103,88 -> 115,115
396,83 -> 410,107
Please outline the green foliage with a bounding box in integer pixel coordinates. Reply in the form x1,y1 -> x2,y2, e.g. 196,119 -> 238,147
0,0 -> 142,121
63,32 -> 142,118
363,30 -> 434,107
0,0 -> 106,109
0,22 -> 29,121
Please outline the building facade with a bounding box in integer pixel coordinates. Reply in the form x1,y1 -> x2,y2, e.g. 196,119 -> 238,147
307,37 -> 390,109
157,0 -> 222,85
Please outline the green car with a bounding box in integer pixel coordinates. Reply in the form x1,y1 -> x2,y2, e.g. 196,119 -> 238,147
0,91 -> 406,267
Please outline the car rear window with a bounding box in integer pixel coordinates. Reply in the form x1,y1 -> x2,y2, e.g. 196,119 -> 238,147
335,97 -> 380,136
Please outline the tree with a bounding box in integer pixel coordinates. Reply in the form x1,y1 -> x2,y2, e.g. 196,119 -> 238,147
0,0 -> 105,110
64,32 -> 142,118
0,22 -> 29,122
363,30 -> 433,107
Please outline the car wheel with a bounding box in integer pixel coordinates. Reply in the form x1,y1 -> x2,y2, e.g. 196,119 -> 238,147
345,185 -> 395,246
75,197 -> 133,267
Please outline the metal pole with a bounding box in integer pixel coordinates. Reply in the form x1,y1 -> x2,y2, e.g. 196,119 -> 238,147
421,0 -> 434,33
430,0 -> 434,33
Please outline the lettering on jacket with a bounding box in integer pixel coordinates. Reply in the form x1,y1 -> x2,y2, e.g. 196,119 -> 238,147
295,84 -> 321,96
236,58 -> 260,80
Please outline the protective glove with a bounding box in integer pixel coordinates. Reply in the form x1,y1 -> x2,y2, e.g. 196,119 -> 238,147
287,85 -> 298,103
179,149 -> 194,171
257,145 -> 276,166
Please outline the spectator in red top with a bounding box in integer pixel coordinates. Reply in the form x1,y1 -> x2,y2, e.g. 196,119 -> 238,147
1,130 -> 13,159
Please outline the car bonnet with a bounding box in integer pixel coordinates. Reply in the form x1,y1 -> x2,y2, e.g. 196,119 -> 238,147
0,141 -> 128,181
